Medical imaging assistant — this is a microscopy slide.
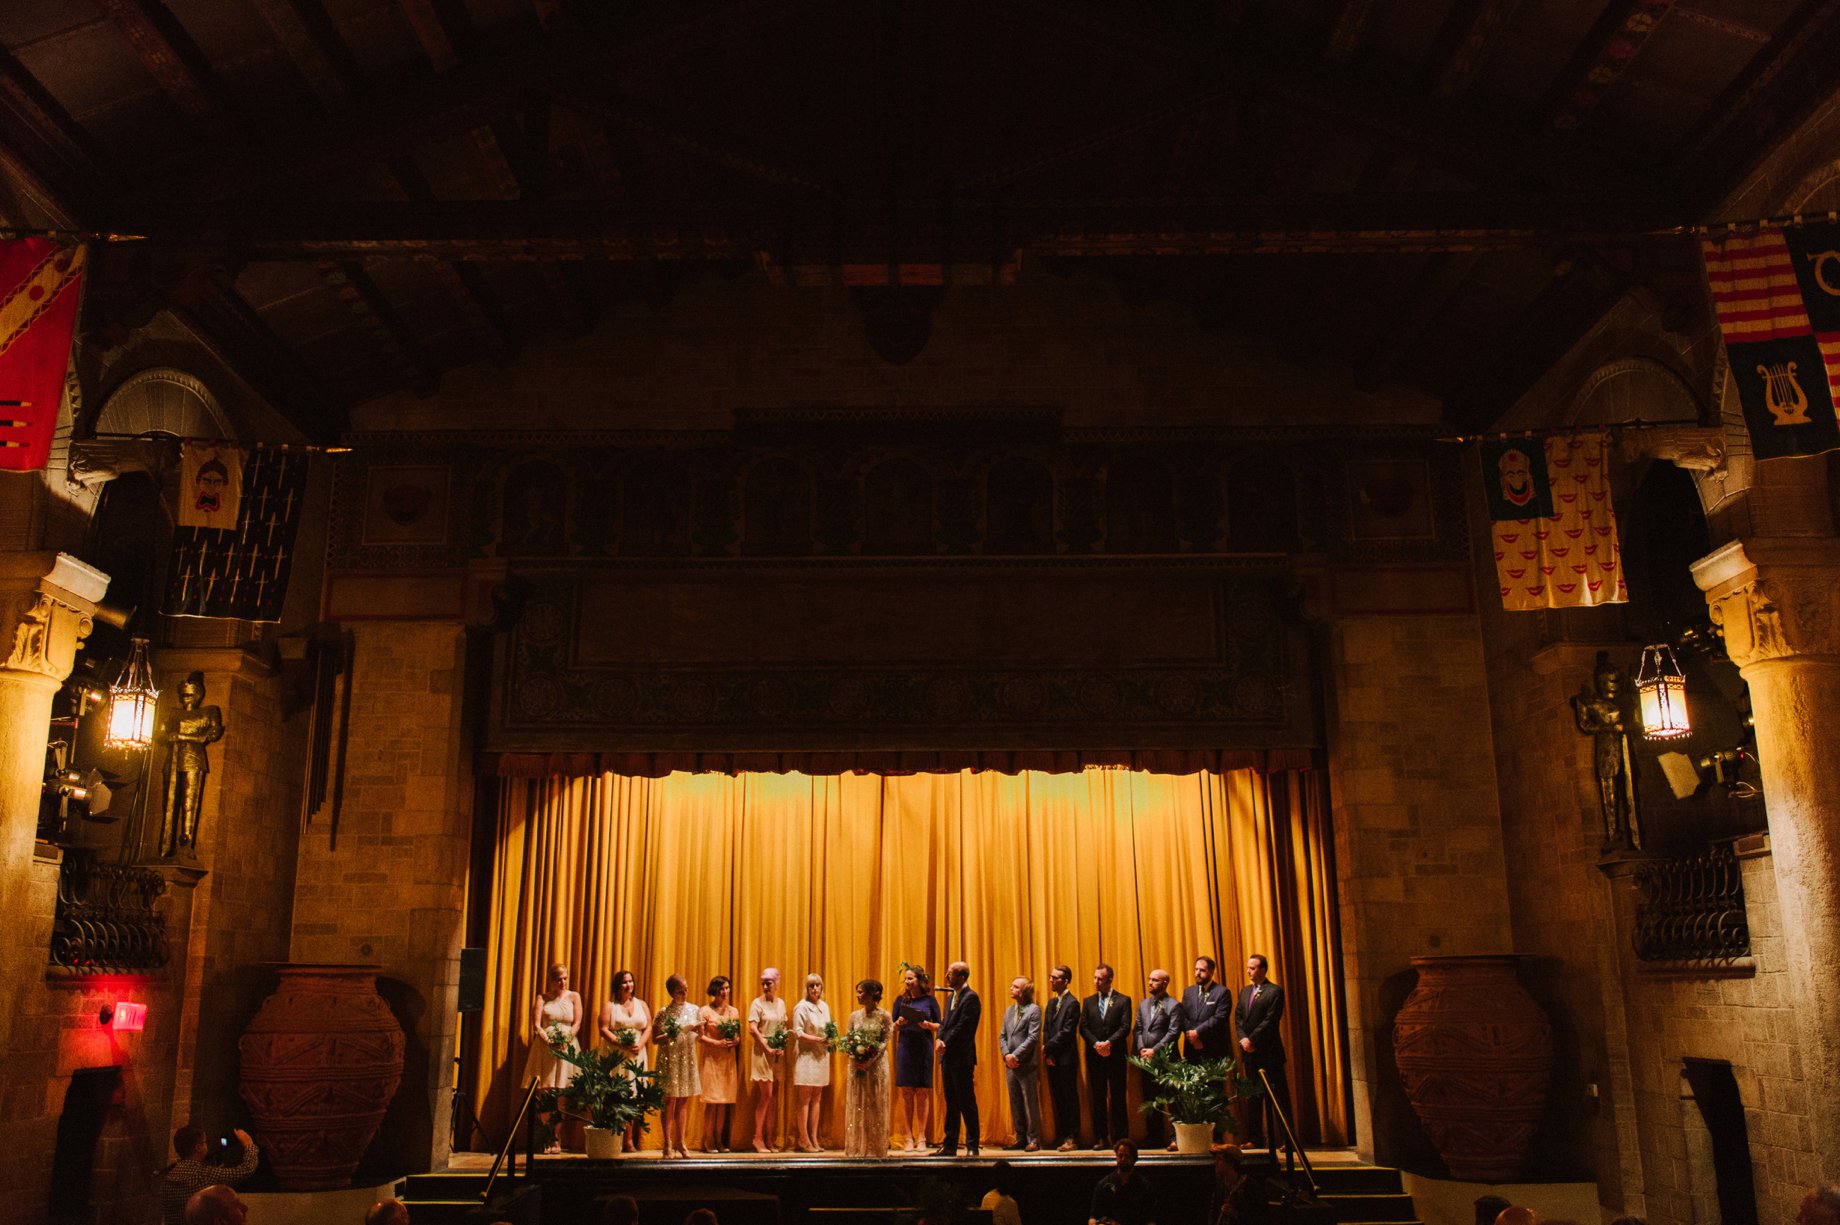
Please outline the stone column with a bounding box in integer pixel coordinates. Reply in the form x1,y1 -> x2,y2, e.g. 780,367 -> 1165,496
0,553 -> 107,1186
1694,535 -> 1840,1183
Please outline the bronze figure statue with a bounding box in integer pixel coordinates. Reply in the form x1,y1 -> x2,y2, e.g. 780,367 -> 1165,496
160,672 -> 224,859
1571,651 -> 1640,852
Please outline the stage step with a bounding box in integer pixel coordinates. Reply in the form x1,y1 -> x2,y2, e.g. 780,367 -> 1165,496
1307,1162 -> 1424,1225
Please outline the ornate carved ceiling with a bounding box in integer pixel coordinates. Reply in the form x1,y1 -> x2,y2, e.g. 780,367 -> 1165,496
3,0 -> 1837,437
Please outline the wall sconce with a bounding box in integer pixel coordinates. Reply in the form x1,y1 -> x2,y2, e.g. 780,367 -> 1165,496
99,1001 -> 147,1032
1634,642 -> 1690,740
103,638 -> 158,752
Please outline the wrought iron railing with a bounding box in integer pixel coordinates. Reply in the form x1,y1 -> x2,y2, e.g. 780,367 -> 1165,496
50,848 -> 169,974
1633,843 -> 1750,965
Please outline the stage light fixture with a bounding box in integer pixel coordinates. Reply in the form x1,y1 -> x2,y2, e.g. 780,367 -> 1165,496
1634,642 -> 1689,739
104,638 -> 159,751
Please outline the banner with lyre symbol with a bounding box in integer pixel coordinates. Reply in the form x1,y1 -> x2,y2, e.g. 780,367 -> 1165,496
161,444 -> 310,622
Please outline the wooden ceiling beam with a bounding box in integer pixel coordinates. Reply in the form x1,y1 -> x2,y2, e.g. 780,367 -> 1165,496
170,270 -> 348,440
1427,0 -> 1526,100
245,0 -> 368,110
95,0 -> 235,123
1674,0 -> 1840,203
115,0 -> 799,207
1540,0 -> 1680,131
319,260 -> 440,396
0,48 -> 112,217
398,0 -> 465,71
999,0 -> 1665,195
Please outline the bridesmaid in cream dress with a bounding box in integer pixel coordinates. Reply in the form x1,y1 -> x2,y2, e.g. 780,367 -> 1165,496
791,973 -> 833,1152
748,968 -> 789,1153
525,962 -> 582,1154
698,975 -> 742,1152
843,979 -> 892,1158
655,974 -> 702,1158
599,969 -> 652,1148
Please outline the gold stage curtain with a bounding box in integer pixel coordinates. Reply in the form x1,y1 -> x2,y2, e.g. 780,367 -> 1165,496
470,769 -> 1348,1150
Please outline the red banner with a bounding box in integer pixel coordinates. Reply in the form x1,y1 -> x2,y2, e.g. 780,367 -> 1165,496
0,239 -> 86,472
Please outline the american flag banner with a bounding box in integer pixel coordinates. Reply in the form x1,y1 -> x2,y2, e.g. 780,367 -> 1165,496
1702,224 -> 1840,459
161,444 -> 309,622
1489,432 -> 1627,612
0,240 -> 86,472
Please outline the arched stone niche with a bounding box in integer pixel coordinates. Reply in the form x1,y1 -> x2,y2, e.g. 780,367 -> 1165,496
91,367 -> 234,440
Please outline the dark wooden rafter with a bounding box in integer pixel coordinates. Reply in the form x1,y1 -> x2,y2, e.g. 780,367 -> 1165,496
0,47 -> 112,217
94,0 -> 237,123
1540,0 -> 1680,131
554,88 -> 828,192
389,156 -> 519,362
998,0 -> 1666,196
397,0 -> 468,71
171,269 -> 347,439
319,259 -> 440,395
1427,0 -> 1526,100
1325,0 -> 1383,62
114,0 -> 799,207
243,0 -> 368,110
1674,0 -> 1840,199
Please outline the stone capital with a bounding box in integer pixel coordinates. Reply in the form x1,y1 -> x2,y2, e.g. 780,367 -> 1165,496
0,552 -> 109,684
1692,538 -> 1840,668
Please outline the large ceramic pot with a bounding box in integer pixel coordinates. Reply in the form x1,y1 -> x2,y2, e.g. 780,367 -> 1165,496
1391,955 -> 1553,1181
238,964 -> 406,1189
1172,1121 -> 1216,1154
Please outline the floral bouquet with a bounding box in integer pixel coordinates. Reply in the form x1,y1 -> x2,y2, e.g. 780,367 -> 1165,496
656,1011 -> 682,1044
544,1022 -> 573,1050
839,1025 -> 886,1069
716,1017 -> 742,1042
613,1026 -> 642,1049
765,1025 -> 789,1053
823,1020 -> 841,1051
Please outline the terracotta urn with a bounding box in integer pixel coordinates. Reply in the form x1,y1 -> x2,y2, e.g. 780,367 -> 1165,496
238,964 -> 406,1189
1391,955 -> 1553,1181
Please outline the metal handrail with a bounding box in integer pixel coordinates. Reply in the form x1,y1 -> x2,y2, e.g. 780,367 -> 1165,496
1257,1068 -> 1317,1195
481,1075 -> 543,1206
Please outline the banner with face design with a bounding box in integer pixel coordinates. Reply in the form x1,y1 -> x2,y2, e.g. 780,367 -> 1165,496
1480,439 -> 1554,520
1488,432 -> 1626,612
178,441 -> 244,529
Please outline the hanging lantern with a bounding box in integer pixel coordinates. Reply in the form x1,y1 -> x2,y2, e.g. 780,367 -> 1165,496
1634,643 -> 1690,740
103,638 -> 159,751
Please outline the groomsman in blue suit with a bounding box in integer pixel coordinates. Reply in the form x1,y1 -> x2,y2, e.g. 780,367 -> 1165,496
1181,955 -> 1231,1061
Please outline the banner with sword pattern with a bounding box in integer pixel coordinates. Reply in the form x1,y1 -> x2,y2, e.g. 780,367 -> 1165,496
162,442 -> 309,622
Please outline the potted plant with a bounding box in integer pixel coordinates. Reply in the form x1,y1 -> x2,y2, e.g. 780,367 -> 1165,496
552,1044 -> 665,1157
1127,1046 -> 1260,1154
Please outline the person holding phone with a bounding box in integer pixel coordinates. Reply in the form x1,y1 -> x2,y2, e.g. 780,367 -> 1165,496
157,1125 -> 259,1225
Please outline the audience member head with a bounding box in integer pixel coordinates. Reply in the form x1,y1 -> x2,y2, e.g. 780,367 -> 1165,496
990,1159 -> 1016,1198
666,974 -> 688,999
1113,1139 -> 1139,1173
1495,1206 -> 1540,1225
1210,1141 -> 1244,1180
184,1186 -> 247,1225
683,1211 -> 719,1225
612,969 -> 636,1001
600,1194 -> 640,1225
858,978 -> 884,1006
365,1199 -> 411,1225
1799,1186 -> 1840,1225
707,975 -> 731,1002
1474,1195 -> 1512,1225
173,1124 -> 208,1161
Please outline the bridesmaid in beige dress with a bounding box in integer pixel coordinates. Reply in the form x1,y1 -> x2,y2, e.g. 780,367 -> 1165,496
599,969 -> 652,1148
748,968 -> 789,1153
843,979 -> 892,1158
525,962 -> 582,1154
698,975 -> 742,1152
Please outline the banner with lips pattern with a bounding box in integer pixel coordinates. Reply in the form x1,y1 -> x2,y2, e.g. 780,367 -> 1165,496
1488,432 -> 1627,611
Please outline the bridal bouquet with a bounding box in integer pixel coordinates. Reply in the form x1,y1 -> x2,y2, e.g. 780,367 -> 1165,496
765,1025 -> 789,1052
716,1017 -> 742,1042
839,1025 -> 886,1068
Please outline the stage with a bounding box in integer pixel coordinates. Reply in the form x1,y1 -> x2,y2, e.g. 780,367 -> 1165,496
400,1147 -> 1411,1225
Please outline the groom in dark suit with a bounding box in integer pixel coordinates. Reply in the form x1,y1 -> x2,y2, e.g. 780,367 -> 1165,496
1235,953 -> 1290,1150
1079,964 -> 1133,1149
933,960 -> 981,1157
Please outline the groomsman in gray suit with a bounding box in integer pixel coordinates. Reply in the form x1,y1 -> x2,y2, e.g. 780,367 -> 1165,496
1134,969 -> 1182,1149
999,976 -> 1043,1151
